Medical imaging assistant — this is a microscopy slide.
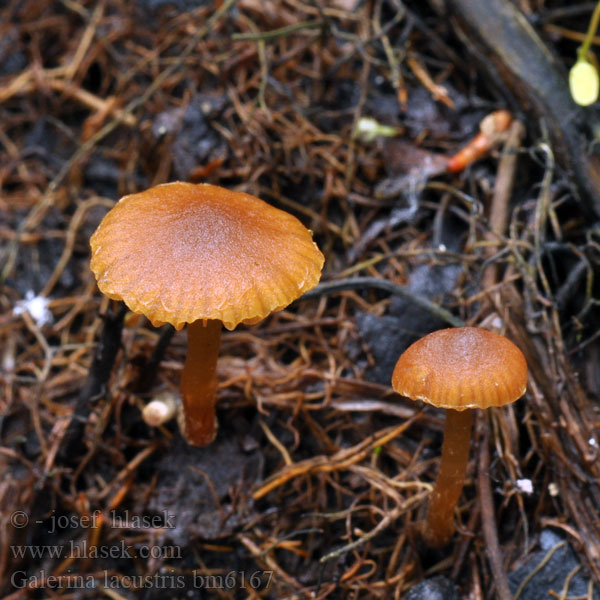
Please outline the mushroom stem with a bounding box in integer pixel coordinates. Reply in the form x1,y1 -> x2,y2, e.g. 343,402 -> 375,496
180,319 -> 222,446
423,408 -> 473,548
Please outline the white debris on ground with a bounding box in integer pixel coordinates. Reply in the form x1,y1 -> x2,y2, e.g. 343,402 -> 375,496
490,316 -> 504,329
142,392 -> 178,427
516,478 -> 534,495
13,291 -> 53,326
548,482 -> 559,497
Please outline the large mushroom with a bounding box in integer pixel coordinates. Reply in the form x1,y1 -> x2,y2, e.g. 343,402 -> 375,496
392,327 -> 527,547
90,182 -> 324,446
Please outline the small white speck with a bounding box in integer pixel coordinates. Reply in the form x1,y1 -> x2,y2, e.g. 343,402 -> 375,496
437,244 -> 447,252
589,437 -> 597,447
548,482 -> 559,497
490,316 -> 504,329
2,353 -> 14,372
2,337 -> 15,372
13,291 -> 52,326
356,117 -> 379,134
516,479 -> 533,495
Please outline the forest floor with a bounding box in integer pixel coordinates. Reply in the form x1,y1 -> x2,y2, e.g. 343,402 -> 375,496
1,0 -> 600,598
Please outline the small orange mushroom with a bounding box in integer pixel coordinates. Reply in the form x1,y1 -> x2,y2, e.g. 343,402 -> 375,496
392,327 -> 527,547
90,182 -> 324,446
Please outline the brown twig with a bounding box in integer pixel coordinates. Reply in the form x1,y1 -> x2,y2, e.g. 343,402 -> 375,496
478,421 -> 513,600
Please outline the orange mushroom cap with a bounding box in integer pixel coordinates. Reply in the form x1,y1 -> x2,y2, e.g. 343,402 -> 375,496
90,182 -> 324,330
392,327 -> 527,410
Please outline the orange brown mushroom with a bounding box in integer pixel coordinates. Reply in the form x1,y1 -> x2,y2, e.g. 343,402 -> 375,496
392,327 -> 527,548
90,182 -> 324,447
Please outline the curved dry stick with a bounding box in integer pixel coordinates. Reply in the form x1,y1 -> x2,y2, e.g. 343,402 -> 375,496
478,424 -> 513,600
303,277 -> 464,328
253,418 -> 419,500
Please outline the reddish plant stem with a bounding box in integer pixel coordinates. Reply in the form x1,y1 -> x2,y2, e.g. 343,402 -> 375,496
180,319 -> 222,446
424,408 -> 473,547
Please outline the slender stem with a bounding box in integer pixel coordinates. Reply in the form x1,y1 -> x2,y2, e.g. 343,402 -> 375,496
231,20 -> 324,42
423,408 -> 473,548
579,0 -> 600,60
478,424 -> 513,600
179,319 -> 222,447
303,277 -> 464,328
